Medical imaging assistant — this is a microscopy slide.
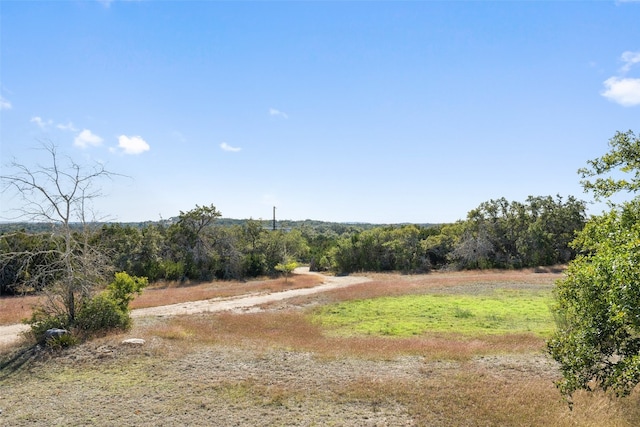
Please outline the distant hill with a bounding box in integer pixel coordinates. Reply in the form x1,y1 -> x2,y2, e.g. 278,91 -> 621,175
0,219 -> 440,235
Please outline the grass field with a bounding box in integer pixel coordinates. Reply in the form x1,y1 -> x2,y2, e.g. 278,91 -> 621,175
312,288 -> 554,337
2,268 -> 640,426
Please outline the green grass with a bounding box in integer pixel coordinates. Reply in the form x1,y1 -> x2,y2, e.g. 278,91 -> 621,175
312,289 -> 555,337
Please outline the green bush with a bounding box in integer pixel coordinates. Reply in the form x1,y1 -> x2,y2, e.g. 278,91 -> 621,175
25,272 -> 147,343
161,260 -> 185,280
75,293 -> 131,334
27,309 -> 71,343
46,333 -> 78,350
107,272 -> 148,312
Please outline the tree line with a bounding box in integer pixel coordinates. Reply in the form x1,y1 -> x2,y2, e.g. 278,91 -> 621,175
1,195 -> 587,296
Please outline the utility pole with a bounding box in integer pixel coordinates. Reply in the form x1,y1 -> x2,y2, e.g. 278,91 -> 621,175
273,206 -> 276,231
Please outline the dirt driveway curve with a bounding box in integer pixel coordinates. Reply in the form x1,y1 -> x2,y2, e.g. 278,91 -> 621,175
0,268 -> 370,347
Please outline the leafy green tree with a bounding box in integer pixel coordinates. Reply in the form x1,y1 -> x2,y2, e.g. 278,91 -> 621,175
136,224 -> 165,280
209,226 -> 242,279
578,130 -> 640,200
260,229 -> 308,275
422,223 -> 461,267
549,200 -> 640,398
167,203 -> 222,280
548,129 -> 640,400
302,227 -> 339,272
516,195 -> 586,266
450,196 -> 585,269
240,219 -> 267,277
328,225 -> 435,274
94,224 -> 143,274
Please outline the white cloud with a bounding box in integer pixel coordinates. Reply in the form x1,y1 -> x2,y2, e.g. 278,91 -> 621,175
601,77 -> 640,107
30,116 -> 53,129
269,108 -> 289,119
0,96 -> 11,110
74,129 -> 104,148
117,135 -> 150,155
57,122 -> 78,132
220,142 -> 241,152
601,51 -> 640,107
621,51 -> 640,73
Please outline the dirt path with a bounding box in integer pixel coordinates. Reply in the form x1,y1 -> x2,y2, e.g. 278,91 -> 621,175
0,323 -> 31,347
0,268 -> 370,347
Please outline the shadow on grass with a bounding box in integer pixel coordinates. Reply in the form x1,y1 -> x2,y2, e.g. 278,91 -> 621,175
0,344 -> 39,381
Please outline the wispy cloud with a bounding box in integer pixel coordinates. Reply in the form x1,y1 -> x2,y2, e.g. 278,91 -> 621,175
32,116 -> 79,131
74,129 -> 104,148
601,51 -> 640,107
30,116 -> 53,129
97,0 -> 143,8
220,142 -> 241,152
0,96 -> 11,110
57,122 -> 78,132
269,108 -> 289,119
117,135 -> 150,155
621,51 -> 640,73
97,0 -> 113,7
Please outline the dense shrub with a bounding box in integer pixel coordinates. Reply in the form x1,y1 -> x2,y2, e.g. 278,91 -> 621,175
25,272 -> 147,344
45,333 -> 78,349
75,293 -> 131,334
107,272 -> 148,312
27,309 -> 71,343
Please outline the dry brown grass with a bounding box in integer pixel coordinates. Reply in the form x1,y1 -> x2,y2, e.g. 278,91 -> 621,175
0,294 -> 42,325
144,310 -> 546,361
4,267 -> 640,426
340,370 -> 640,426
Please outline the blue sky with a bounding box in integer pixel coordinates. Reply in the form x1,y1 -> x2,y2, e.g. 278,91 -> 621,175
1,1 -> 639,224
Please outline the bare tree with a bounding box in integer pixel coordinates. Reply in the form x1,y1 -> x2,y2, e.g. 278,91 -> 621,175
1,142 -> 116,324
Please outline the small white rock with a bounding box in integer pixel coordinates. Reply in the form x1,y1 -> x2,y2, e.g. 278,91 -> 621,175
121,338 -> 145,346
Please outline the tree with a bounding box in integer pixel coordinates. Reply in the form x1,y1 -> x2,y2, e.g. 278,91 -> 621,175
422,223 -> 460,267
275,258 -> 298,283
548,129 -> 640,400
260,229 -> 308,275
578,130 -> 640,200
450,196 -> 586,269
240,219 -> 267,277
0,231 -> 59,295
94,224 -> 143,274
168,203 -> 222,280
1,142 -> 116,328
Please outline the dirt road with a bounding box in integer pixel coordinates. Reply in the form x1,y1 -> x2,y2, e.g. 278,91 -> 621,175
0,268 -> 370,347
